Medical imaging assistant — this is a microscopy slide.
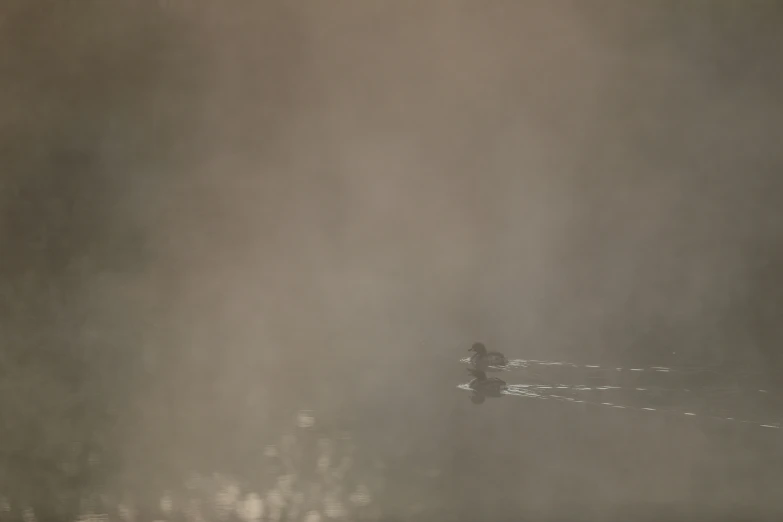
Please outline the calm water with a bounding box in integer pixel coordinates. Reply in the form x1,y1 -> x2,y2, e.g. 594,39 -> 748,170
2,346 -> 783,522
112,351 -> 782,521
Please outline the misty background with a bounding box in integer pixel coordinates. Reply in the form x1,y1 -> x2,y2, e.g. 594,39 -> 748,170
2,1 -> 783,521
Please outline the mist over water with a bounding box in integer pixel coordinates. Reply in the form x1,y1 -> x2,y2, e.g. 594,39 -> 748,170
2,2 -> 783,520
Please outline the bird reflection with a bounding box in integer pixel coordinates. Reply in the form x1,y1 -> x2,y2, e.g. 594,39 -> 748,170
466,368 -> 507,405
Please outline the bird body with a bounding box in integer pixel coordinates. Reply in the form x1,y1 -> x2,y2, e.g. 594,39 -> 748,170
468,342 -> 508,368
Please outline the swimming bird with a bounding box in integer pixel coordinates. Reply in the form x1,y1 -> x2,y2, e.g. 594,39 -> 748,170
468,342 -> 508,368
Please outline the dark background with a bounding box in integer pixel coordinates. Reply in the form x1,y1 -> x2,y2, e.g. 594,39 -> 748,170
2,1 -> 783,520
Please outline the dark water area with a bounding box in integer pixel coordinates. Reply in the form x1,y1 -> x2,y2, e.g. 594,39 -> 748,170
3,1 -> 783,521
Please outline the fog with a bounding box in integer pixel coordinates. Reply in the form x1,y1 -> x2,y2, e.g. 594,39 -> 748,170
2,2 -> 783,521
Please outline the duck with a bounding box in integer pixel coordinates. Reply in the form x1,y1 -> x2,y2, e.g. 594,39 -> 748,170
468,342 -> 508,368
